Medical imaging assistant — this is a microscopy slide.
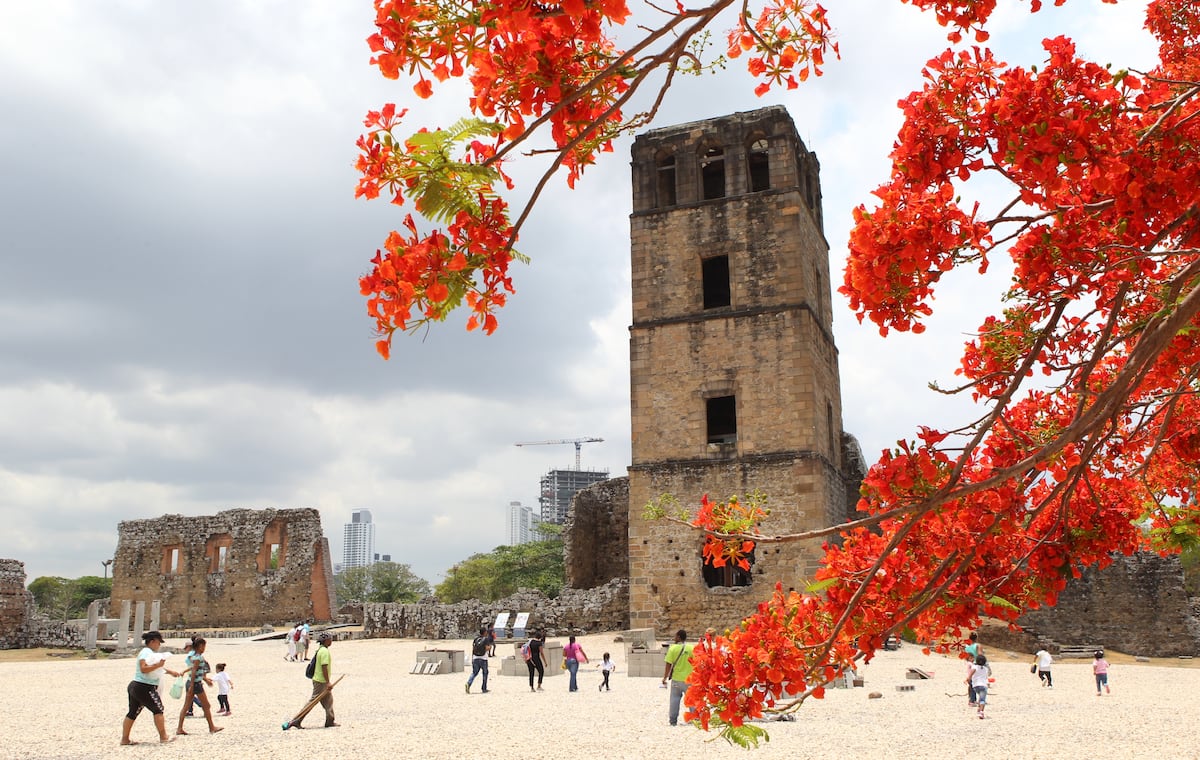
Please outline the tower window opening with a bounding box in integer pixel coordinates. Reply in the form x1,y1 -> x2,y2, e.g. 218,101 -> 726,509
748,138 -> 770,192
706,395 -> 737,444
700,145 -> 725,199
161,545 -> 182,575
702,255 -> 731,309
656,153 -> 677,207
827,401 -> 836,458
702,543 -> 754,587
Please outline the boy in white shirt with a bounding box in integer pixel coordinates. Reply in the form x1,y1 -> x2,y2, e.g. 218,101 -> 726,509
1034,648 -> 1053,687
967,655 -> 991,719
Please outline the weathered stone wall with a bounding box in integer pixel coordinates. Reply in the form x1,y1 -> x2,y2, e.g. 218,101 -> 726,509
627,107 -> 852,635
110,508 -> 337,628
363,579 -> 629,639
629,457 -> 846,634
997,553 -> 1200,657
0,559 -> 86,649
20,616 -> 85,649
0,559 -> 31,649
564,477 -> 630,589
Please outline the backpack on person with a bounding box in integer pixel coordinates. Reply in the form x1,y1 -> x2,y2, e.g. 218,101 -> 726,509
305,656 -> 317,679
521,641 -> 533,662
293,628 -> 302,642
472,636 -> 489,657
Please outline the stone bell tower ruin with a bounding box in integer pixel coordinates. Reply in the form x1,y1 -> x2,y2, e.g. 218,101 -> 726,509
626,106 -> 858,633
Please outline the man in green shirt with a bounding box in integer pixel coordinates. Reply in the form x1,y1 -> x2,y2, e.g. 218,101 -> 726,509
296,632 -> 338,728
661,629 -> 695,726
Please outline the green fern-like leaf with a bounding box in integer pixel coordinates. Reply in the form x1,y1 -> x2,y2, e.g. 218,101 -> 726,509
402,118 -> 505,224
986,594 -> 1019,612
805,577 -> 838,594
642,493 -> 678,520
720,724 -> 770,749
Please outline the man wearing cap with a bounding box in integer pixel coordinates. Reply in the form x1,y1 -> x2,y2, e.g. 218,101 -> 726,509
296,632 -> 338,728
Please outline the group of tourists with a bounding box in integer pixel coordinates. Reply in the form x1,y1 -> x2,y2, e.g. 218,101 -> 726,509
464,627 -> 619,696
120,631 -> 227,745
464,626 -> 561,694
121,627 -> 339,744
1026,645 -> 1111,696
285,620 -> 312,662
959,631 -> 1116,721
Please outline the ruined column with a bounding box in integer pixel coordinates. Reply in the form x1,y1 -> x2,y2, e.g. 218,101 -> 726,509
150,600 -> 160,632
86,600 -> 99,650
132,601 -> 145,646
117,600 -> 131,650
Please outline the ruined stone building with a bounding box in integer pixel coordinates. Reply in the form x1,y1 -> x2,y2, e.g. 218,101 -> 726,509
110,508 -> 336,628
624,106 -> 863,633
0,558 -> 84,649
0,559 -> 33,649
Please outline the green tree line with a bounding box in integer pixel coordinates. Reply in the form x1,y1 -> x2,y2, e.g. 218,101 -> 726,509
27,575 -> 112,621
435,532 -> 564,603
335,561 -> 433,603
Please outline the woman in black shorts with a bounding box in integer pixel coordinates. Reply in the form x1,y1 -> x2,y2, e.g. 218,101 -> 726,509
121,630 -> 181,745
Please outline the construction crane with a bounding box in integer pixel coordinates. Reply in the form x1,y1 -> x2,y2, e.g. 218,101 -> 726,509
514,437 -> 604,470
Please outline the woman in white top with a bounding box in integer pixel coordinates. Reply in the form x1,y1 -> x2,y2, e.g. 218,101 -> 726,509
121,630 -> 181,745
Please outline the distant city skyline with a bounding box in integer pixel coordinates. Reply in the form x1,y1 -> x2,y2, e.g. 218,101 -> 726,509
506,500 -> 539,545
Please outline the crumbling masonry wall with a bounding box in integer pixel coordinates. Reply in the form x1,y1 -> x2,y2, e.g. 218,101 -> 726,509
564,477 -> 630,590
0,559 -> 85,650
110,508 -> 336,628
363,579 -> 629,639
0,559 -> 31,649
992,553 -> 1200,657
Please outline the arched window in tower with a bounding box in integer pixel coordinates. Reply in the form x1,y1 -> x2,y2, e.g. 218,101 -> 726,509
700,144 -> 725,200
702,542 -> 754,588
656,151 -> 676,207
748,138 -> 770,192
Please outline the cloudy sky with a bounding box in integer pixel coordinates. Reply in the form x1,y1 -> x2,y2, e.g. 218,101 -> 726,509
0,1 -> 1157,586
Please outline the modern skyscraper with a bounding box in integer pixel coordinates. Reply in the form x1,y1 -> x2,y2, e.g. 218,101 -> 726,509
342,508 -> 376,569
539,469 -> 609,525
507,501 -> 539,545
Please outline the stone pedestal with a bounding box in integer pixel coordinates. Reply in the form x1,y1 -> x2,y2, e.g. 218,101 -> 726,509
499,656 -> 526,676
627,649 -> 666,677
623,630 -> 664,677
415,649 -> 465,674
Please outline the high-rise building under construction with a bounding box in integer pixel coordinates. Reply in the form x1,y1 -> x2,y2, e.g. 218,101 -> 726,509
539,468 -> 609,524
